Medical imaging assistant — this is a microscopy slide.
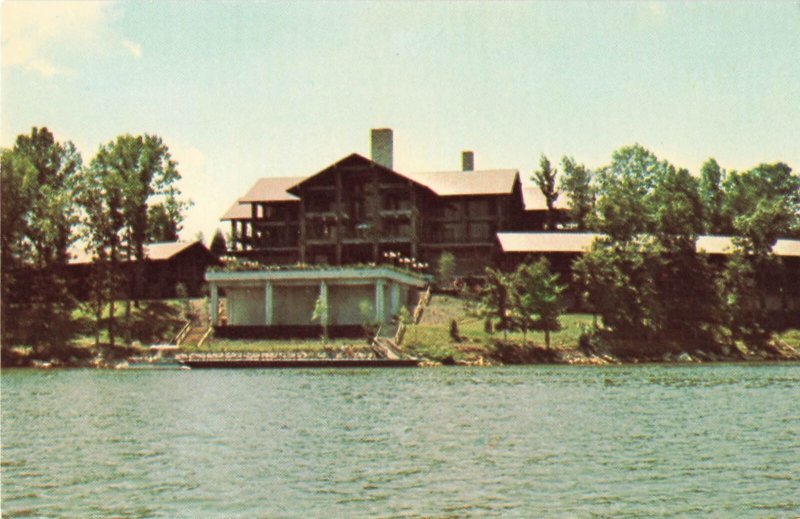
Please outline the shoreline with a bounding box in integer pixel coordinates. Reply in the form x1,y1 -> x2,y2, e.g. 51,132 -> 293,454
6,341 -> 799,369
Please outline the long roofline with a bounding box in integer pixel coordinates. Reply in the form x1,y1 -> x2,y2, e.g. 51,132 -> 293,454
496,232 -> 800,257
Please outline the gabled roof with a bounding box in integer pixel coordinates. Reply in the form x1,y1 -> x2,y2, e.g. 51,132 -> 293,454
403,169 -> 520,197
522,186 -> 571,211
497,232 -> 800,257
239,176 -> 303,203
287,153 -> 396,193
221,201 -> 253,221
69,241 -> 210,265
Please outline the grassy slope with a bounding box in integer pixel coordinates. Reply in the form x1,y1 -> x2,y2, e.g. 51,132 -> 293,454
403,294 -> 594,362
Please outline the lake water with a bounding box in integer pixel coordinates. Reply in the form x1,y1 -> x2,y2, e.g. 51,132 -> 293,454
2,365 -> 799,518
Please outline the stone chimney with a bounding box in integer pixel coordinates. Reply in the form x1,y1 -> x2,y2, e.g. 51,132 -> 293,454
462,151 -> 474,172
371,128 -> 393,170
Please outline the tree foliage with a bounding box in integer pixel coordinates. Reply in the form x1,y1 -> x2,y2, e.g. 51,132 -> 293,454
559,156 -> 593,230
210,229 -> 227,256
511,258 -> 564,348
533,154 -> 559,230
1,128 -> 82,354
437,251 -> 456,288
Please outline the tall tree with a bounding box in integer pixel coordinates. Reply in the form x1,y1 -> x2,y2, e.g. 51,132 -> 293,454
93,134 -> 182,340
594,144 -> 662,241
699,158 -> 728,234
533,154 -> 559,230
559,156 -> 593,230
0,128 -> 82,354
78,154 -> 126,347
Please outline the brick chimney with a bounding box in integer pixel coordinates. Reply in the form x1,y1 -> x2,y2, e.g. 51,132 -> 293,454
371,128 -> 393,170
462,151 -> 474,172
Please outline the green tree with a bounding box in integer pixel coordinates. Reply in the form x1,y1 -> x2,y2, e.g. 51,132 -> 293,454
559,156 -> 593,230
78,153 -> 126,347
311,293 -> 329,340
87,134 -> 186,343
480,267 -> 512,339
437,251 -> 456,289
147,199 -> 183,242
594,144 -> 662,241
209,229 -> 227,256
511,258 -> 564,348
699,158 -> 728,234
0,128 -> 82,355
533,154 -> 559,230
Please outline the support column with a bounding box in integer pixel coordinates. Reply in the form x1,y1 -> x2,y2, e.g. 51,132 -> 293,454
319,281 -> 329,327
390,282 -> 400,317
264,282 -> 273,325
375,280 -> 385,324
210,283 -> 219,326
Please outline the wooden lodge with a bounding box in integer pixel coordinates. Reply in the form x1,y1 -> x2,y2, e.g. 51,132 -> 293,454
68,241 -> 220,299
222,129 -> 569,276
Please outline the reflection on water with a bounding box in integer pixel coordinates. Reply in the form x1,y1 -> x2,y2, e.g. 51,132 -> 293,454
3,365 -> 799,517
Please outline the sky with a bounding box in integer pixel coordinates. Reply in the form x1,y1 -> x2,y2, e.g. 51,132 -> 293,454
2,1 -> 799,241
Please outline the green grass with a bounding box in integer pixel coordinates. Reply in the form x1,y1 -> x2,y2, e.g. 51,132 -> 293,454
777,328 -> 800,349
401,294 -> 595,362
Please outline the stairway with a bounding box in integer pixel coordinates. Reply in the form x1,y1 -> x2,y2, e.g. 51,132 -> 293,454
176,298 -> 220,348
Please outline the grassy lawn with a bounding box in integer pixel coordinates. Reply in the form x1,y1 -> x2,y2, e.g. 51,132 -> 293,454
777,328 -> 800,349
71,298 -> 190,346
403,294 -> 595,362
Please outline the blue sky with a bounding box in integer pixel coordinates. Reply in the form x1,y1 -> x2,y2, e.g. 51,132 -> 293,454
2,1 -> 799,240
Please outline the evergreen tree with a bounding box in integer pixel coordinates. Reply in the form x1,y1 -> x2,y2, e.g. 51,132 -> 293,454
210,229 -> 227,256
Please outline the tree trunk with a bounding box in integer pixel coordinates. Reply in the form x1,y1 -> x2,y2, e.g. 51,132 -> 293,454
545,329 -> 551,350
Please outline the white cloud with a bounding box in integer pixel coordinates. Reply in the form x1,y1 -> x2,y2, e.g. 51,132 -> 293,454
1,1 -> 138,77
122,39 -> 142,59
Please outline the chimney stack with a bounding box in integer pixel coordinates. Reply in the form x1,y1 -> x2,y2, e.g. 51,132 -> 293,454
462,151 -> 474,172
371,128 -> 393,170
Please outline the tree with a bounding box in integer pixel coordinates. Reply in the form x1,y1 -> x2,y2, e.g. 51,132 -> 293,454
210,229 -> 227,256
437,251 -> 456,289
311,293 -> 329,340
479,267 -> 512,339
0,128 -> 82,355
594,144 -> 663,241
87,134 -> 186,343
511,258 -> 564,347
559,156 -> 593,230
699,158 -> 728,234
78,152 -> 126,347
147,200 -> 182,242
533,154 -> 559,230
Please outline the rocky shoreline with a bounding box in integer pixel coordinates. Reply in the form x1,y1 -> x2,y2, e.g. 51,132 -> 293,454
6,337 -> 800,369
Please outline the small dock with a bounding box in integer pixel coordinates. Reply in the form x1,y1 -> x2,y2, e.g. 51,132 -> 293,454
176,352 -> 419,369
179,358 -> 418,369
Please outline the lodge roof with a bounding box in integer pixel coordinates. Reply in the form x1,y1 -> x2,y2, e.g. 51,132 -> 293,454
239,176 -> 303,203
220,200 -> 253,221
69,241 -> 209,265
521,186 -> 571,211
496,232 -> 800,257
402,169 -> 520,197
233,154 -> 521,208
